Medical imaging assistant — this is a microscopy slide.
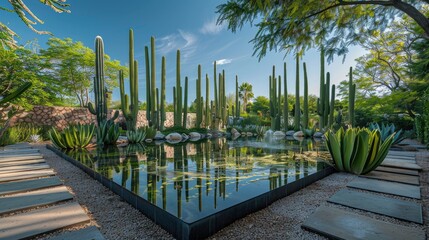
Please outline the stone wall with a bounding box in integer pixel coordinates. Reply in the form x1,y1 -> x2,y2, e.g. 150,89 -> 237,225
4,105 -> 196,129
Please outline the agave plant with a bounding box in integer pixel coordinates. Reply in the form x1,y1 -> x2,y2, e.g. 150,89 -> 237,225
96,120 -> 120,145
143,126 -> 157,140
255,125 -> 267,137
325,127 -> 395,175
126,127 -> 146,143
49,123 -> 95,149
369,122 -> 405,145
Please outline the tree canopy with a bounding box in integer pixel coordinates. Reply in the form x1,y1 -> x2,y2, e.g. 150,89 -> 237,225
0,0 -> 70,49
217,0 -> 429,61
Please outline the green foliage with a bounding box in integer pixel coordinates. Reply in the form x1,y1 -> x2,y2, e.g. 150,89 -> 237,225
0,127 -> 19,146
49,123 -> 95,149
126,127 -> 146,144
0,0 -> 70,49
10,123 -> 41,142
188,127 -> 208,134
369,122 -> 405,145
325,128 -> 395,175
162,126 -> 190,135
40,38 -> 126,107
96,120 -> 120,146
216,1 -> 429,61
143,126 -> 157,140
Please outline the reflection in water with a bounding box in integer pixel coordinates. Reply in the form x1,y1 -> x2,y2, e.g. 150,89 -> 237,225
65,138 -> 328,223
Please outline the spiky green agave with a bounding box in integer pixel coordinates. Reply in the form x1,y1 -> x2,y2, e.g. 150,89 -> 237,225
325,128 -> 395,175
49,123 -> 95,149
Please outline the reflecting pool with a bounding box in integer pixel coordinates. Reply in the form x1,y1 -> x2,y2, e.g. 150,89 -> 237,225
63,137 -> 330,224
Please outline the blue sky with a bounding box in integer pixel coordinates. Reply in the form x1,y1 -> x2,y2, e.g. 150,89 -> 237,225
2,0 -> 365,103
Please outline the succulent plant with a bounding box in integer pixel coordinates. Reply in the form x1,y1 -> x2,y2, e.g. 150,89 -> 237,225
325,128 -> 395,175
126,127 -> 146,143
49,123 -> 95,149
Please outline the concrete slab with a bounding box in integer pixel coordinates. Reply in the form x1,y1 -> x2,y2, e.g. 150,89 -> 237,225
0,151 -> 40,157
0,202 -> 90,240
0,169 -> 55,183
375,166 -> 419,176
328,189 -> 422,224
384,157 -> 415,163
381,160 -> 422,171
0,186 -> 73,215
387,151 -> 416,157
0,148 -> 39,153
0,164 -> 51,173
0,155 -> 44,163
0,159 -> 46,167
0,177 -> 63,196
48,226 -> 105,240
361,171 -> 420,185
347,177 -> 421,199
302,206 -> 425,240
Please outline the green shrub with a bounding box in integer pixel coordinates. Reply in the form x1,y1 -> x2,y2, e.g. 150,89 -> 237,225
162,126 -> 190,135
49,123 -> 95,149
325,127 -> 394,175
188,127 -> 208,134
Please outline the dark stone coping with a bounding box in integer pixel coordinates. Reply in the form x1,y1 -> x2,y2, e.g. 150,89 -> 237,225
47,144 -> 335,240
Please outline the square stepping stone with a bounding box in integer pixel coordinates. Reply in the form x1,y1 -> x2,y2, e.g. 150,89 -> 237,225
328,189 -> 422,224
0,202 -> 89,240
0,155 -> 44,163
0,177 -> 63,196
0,169 -> 55,183
375,166 -> 419,176
302,206 -> 425,240
0,164 -> 50,174
347,177 -> 421,199
0,186 -> 73,215
48,226 -> 105,240
381,160 -> 422,171
361,171 -> 419,185
0,159 -> 46,167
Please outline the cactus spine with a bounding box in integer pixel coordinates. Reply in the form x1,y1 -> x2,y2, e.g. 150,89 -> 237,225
88,36 -> 119,126
294,55 -> 300,131
348,67 -> 356,127
303,62 -> 309,130
182,77 -> 188,128
283,62 -> 288,131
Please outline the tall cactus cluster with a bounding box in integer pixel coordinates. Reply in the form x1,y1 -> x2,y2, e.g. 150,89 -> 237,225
269,66 -> 282,130
196,65 -> 203,127
316,48 -> 336,130
294,56 -> 300,131
234,76 -> 240,121
173,50 -> 184,127
348,67 -> 356,127
119,29 -> 139,131
88,36 -> 119,145
88,36 -> 119,126
211,62 -> 227,129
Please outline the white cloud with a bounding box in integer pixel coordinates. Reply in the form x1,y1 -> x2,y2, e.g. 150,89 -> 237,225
200,18 -> 224,35
156,30 -> 198,63
216,58 -> 232,65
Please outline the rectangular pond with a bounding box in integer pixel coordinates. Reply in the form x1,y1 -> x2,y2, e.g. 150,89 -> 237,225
48,138 -> 334,239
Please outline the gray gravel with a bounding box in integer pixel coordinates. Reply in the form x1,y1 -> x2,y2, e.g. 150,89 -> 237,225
32,143 -> 428,240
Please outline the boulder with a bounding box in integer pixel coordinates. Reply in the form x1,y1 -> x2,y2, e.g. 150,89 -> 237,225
154,131 -> 165,140
273,131 -> 286,138
165,132 -> 182,141
313,131 -> 324,138
286,130 -> 295,136
293,131 -> 304,137
189,132 -> 201,140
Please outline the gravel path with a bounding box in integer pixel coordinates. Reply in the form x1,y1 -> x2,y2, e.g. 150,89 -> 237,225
33,143 -> 428,240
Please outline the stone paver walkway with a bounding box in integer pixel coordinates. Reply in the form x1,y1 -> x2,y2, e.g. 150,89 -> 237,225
302,150 -> 426,239
0,143 -> 105,240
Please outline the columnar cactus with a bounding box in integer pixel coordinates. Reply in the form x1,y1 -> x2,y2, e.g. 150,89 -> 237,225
88,36 -> 119,126
317,48 -> 326,129
294,55 -> 300,131
268,65 -> 282,131
283,62 -> 288,131
303,62 -> 309,130
160,56 -> 166,130
196,65 -> 202,127
329,84 -> 336,127
174,50 -> 182,127
349,67 -> 356,127
182,77 -> 188,128
205,74 -> 210,127
235,75 -> 239,120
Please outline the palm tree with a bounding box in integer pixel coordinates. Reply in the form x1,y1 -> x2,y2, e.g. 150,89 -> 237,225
239,82 -> 254,112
